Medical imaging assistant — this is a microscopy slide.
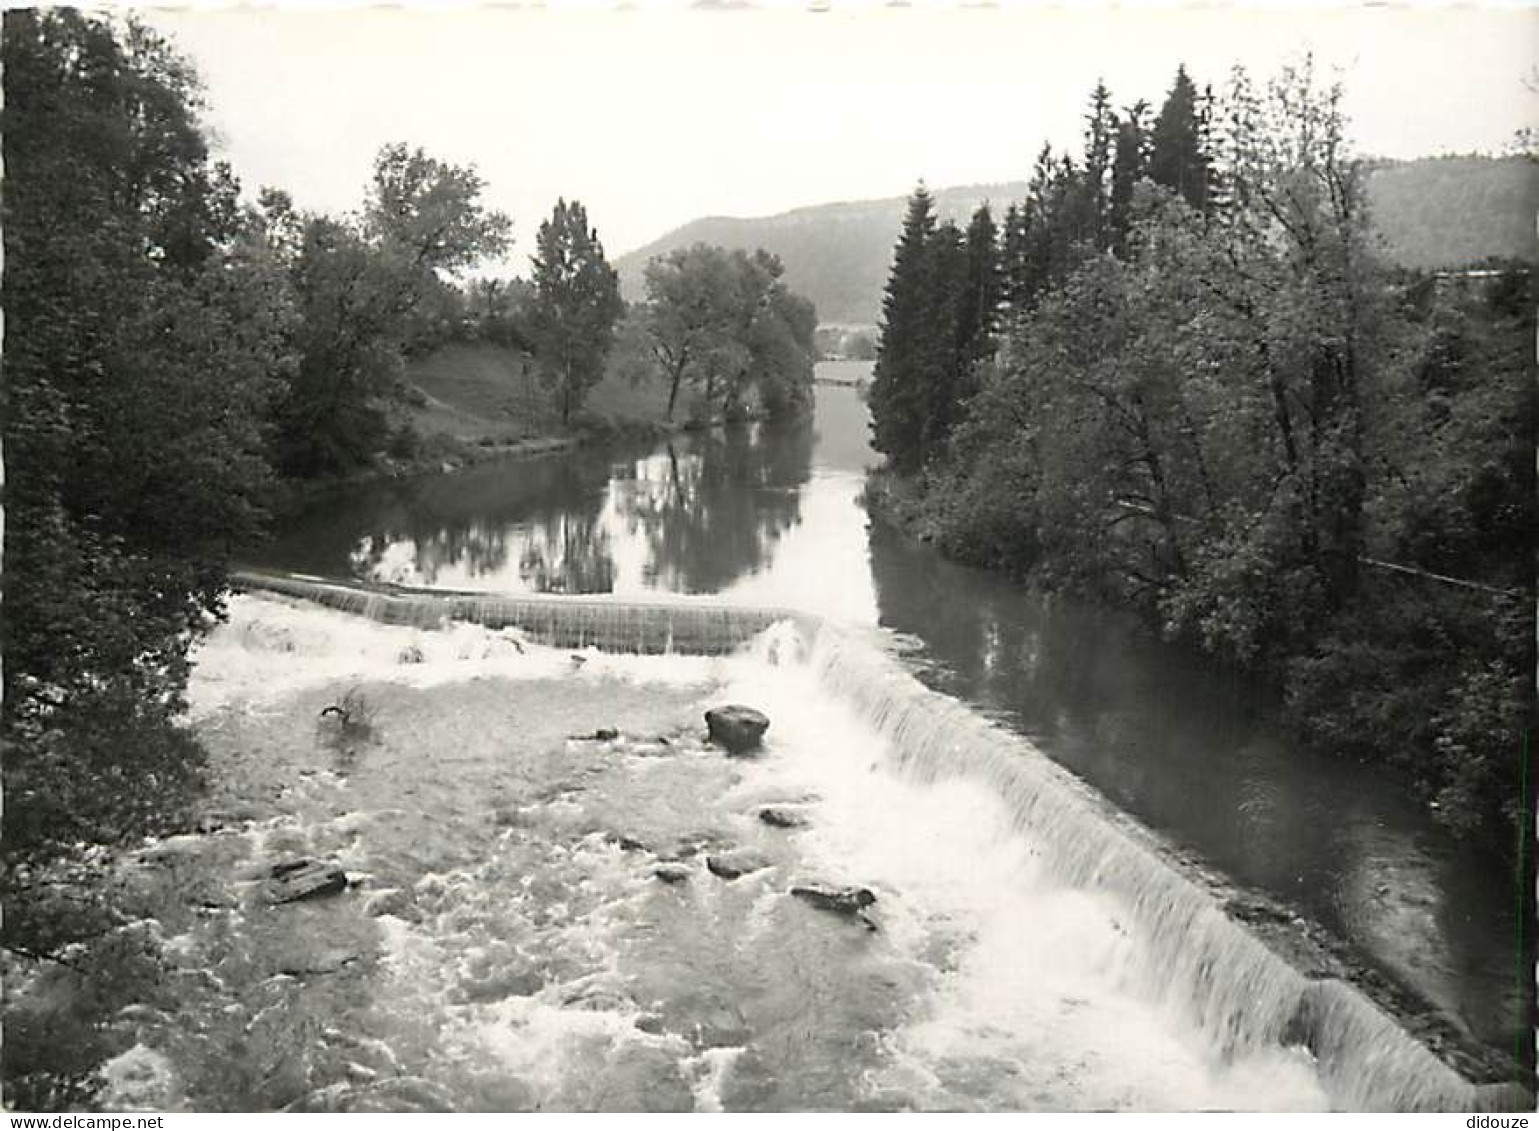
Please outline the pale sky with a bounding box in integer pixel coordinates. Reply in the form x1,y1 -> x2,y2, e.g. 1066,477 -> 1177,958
141,3 -> 1539,262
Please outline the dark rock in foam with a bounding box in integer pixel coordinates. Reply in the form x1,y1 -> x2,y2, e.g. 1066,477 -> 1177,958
704,705 -> 770,754
266,858 -> 348,904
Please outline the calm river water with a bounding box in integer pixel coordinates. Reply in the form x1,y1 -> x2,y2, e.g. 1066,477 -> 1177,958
261,365 -> 1529,1070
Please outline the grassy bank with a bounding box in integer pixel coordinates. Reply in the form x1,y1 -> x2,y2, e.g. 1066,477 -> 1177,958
401,342 -> 675,449
280,344 -> 681,501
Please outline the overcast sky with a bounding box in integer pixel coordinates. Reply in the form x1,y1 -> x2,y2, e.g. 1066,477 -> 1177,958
146,3 -> 1538,261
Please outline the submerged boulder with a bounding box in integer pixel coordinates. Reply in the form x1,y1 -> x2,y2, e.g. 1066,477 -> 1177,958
757,807 -> 808,829
790,884 -> 876,915
705,848 -> 771,880
266,858 -> 348,904
651,863 -> 692,885
704,705 -> 770,754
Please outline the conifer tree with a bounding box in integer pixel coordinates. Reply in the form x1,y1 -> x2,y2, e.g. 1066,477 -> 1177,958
1019,146 -> 1070,307
1149,65 -> 1212,210
1081,80 -> 1118,250
870,184 -> 938,472
954,203 -> 1002,402
921,220 -> 969,459
1000,202 -> 1033,314
1109,100 -> 1151,256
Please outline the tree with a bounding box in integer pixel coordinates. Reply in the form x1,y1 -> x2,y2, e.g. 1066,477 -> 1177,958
742,251 -> 818,420
1149,64 -> 1213,210
640,244 -> 816,422
1199,57 -> 1375,603
920,220 -> 969,456
1000,201 -> 1033,313
1081,80 -> 1118,250
870,185 -> 939,471
272,146 -> 510,475
2,10 -> 291,847
365,143 -> 513,275
273,216 -> 404,475
955,203 -> 1003,399
642,243 -> 743,420
1109,100 -> 1151,256
529,198 -> 623,426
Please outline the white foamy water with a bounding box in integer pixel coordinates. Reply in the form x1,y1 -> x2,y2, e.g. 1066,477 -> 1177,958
59,594 -> 1478,1112
707,639 -> 1332,1111
188,593 -> 722,716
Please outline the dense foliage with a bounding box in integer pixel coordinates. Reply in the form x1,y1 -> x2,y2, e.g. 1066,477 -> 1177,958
2,13 -> 547,859
869,60 -> 1535,847
270,147 -> 511,475
2,11 -> 289,848
639,244 -> 817,422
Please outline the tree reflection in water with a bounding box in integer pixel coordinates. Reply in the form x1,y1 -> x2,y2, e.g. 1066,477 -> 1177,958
611,421 -> 814,594
517,511 -> 616,593
265,418 -> 815,598
273,452 -> 624,591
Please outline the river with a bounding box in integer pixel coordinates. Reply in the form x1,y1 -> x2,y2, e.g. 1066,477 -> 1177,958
261,368 -> 1527,1068
25,363 -> 1476,1113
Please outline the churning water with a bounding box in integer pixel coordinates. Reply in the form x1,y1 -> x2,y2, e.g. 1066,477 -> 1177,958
84,592 -> 1346,1111
139,579 -> 1514,1112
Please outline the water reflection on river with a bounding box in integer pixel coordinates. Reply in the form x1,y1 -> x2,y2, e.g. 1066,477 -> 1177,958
260,369 -> 1528,1066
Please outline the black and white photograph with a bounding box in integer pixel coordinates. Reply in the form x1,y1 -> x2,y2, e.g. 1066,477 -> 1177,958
1,0 -> 1535,1114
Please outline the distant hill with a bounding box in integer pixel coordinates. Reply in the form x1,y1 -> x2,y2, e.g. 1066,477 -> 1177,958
1363,155 -> 1537,271
616,183 -> 1027,327
616,157 -> 1537,326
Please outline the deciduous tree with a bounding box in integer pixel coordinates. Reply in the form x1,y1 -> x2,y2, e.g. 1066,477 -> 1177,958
529,198 -> 623,426
2,10 -> 291,846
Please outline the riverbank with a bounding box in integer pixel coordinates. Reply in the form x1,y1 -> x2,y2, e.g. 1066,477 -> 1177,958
274,340 -> 802,510
271,343 -> 677,507
862,462 -> 1532,848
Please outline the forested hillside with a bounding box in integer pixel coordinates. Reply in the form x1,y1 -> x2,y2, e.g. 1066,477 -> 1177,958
618,156 -> 1537,325
1366,155 -> 1538,269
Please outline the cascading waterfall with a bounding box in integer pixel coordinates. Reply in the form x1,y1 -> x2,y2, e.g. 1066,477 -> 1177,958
223,570 -> 1523,1112
805,625 -> 1525,1113
231,569 -> 815,655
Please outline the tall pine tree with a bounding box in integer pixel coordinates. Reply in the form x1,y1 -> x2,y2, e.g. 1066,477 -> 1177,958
921,220 -> 969,460
954,204 -> 1002,405
1081,80 -> 1118,251
1109,99 -> 1151,256
1000,201 -> 1033,313
1149,65 -> 1212,210
870,185 -> 938,472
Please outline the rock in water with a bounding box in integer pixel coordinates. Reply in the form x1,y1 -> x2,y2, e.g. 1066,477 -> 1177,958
266,858 -> 348,904
757,807 -> 808,829
704,705 -> 770,754
705,848 -> 771,880
790,884 -> 876,915
651,863 -> 692,885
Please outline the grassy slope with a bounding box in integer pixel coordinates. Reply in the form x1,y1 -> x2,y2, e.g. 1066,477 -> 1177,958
398,343 -> 674,452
